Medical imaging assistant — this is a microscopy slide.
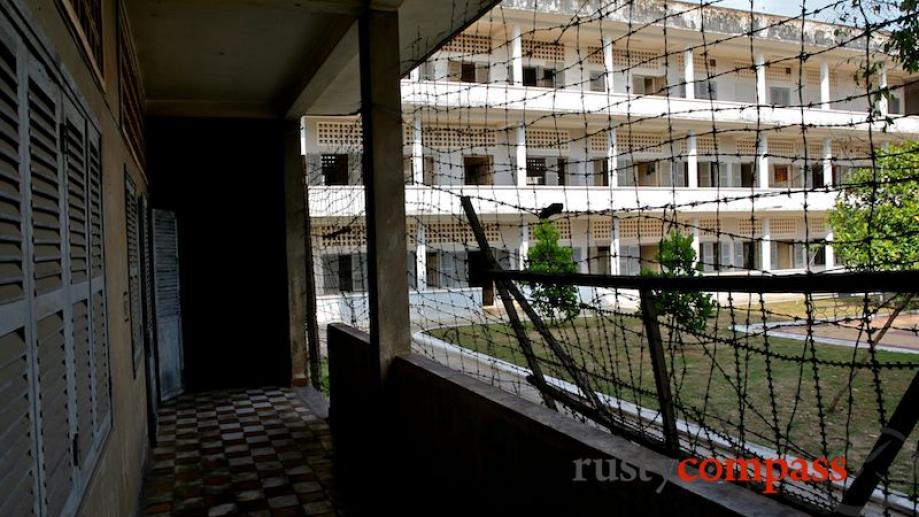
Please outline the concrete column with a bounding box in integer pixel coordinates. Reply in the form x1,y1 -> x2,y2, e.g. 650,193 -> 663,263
412,116 -> 424,185
511,25 -> 523,86
603,35 -> 615,93
755,52 -> 766,105
611,217 -> 621,275
519,220 -> 529,269
607,128 -> 618,187
757,135 -> 770,189
359,9 -> 411,377
761,218 -> 772,272
820,59 -> 830,110
878,62 -> 888,116
415,223 -> 427,290
284,121 -> 310,386
691,218 -> 701,270
410,66 -> 420,82
686,130 -> 698,189
822,138 -> 833,188
516,123 -> 528,186
683,48 -> 694,100
824,230 -> 835,270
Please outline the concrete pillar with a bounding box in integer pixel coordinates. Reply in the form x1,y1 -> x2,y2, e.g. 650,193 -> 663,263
607,128 -> 618,187
415,223 -> 427,290
603,35 -> 615,93
516,123 -> 527,186
824,230 -> 835,270
683,48 -> 694,100
822,138 -> 833,188
878,62 -> 888,116
412,116 -> 424,185
757,135 -> 770,189
686,130 -> 698,189
359,9 -> 411,377
761,218 -> 772,272
511,25 -> 523,86
820,60 -> 830,110
410,66 -> 420,82
284,121 -> 310,386
611,217 -> 621,275
519,220 -> 529,268
755,52 -> 766,105
691,218 -> 701,270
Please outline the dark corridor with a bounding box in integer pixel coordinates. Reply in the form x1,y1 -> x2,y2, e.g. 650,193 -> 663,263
146,117 -> 292,392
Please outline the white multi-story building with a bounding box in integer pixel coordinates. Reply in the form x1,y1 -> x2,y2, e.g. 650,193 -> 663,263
303,0 -> 919,324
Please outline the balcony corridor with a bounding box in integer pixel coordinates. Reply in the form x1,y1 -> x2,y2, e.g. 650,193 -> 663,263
141,388 -> 339,516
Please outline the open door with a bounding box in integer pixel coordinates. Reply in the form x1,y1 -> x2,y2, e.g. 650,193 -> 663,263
139,194 -> 160,444
153,209 -> 185,400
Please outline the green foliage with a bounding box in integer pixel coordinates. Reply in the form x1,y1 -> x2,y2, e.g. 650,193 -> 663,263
641,232 -> 715,333
828,141 -> 919,271
526,220 -> 580,322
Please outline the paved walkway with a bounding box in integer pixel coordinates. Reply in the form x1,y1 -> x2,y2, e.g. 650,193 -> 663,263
142,388 -> 339,516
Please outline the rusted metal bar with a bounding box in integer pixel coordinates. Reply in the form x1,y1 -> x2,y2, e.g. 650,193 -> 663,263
835,369 -> 919,516
459,197 -> 557,410
639,289 -> 681,457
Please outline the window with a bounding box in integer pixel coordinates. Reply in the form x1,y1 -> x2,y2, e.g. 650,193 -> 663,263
425,251 -> 441,288
698,162 -> 719,187
771,164 -> 789,188
695,79 -> 718,100
636,161 -> 658,186
523,65 -> 563,88
770,86 -> 791,107
700,242 -> 718,272
321,154 -> 349,185
526,157 -> 547,185
321,254 -> 366,294
464,156 -> 493,185
592,158 -> 609,186
423,156 -> 435,185
631,75 -> 664,95
589,70 -> 606,92
889,92 -> 901,114
557,158 -> 567,186
832,165 -> 852,187
448,60 -> 488,83
420,61 -> 437,81
523,66 -> 538,86
588,246 -> 611,275
619,245 -> 641,275
740,162 -> 756,187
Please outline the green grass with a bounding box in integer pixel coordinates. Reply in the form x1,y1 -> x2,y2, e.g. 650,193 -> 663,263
427,300 -> 919,500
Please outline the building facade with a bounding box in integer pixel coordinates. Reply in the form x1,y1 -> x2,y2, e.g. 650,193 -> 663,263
304,0 -> 919,325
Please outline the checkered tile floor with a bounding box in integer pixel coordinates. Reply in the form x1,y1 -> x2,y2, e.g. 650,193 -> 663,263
142,388 -> 339,516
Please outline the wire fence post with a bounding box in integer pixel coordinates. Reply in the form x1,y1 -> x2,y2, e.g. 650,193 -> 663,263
639,289 -> 680,457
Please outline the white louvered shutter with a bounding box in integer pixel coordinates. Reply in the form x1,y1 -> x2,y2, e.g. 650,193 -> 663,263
152,209 -> 184,400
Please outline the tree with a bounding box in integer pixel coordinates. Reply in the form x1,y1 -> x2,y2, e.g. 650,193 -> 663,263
526,220 -> 580,322
641,231 -> 715,333
828,141 -> 919,271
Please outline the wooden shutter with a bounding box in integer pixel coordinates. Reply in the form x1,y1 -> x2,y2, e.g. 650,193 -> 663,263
0,8 -> 112,516
62,97 -> 95,470
124,170 -> 142,376
87,127 -> 109,439
152,209 -> 184,400
0,24 -> 38,517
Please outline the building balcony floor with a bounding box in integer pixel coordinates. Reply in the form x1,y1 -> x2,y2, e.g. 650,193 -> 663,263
141,388 -> 339,517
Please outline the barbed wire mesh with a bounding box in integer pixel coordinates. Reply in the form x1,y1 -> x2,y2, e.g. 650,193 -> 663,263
303,0 -> 919,513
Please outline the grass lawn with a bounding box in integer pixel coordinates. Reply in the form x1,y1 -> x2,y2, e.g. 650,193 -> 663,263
427,298 -> 919,500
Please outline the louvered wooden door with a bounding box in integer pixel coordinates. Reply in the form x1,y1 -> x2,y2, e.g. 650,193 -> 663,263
152,209 -> 183,400
0,10 -> 110,517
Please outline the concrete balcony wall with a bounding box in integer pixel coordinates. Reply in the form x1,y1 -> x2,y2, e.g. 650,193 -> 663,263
327,323 -> 809,515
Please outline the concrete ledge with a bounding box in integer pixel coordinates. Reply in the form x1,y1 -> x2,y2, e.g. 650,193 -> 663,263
329,322 -> 810,515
